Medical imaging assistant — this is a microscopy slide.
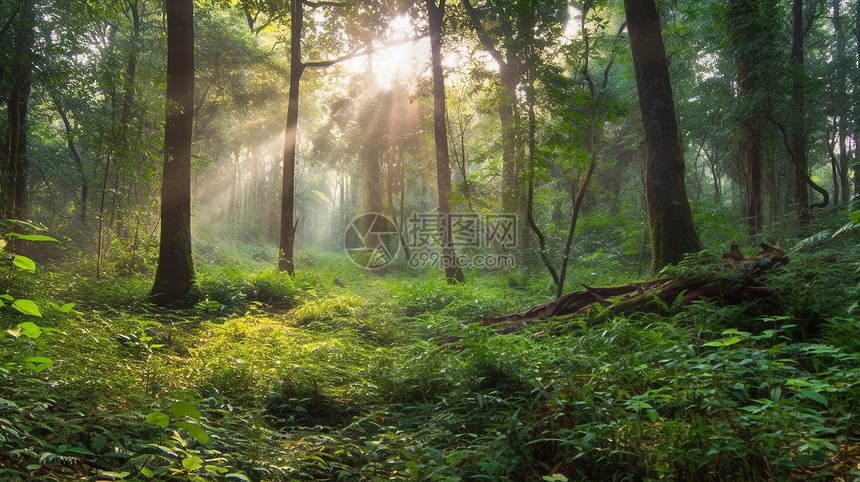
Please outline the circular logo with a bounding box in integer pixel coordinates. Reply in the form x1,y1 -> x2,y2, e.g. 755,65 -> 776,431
343,213 -> 401,269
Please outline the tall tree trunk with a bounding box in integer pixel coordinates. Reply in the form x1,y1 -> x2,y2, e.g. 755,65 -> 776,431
460,0 -> 523,228
832,0 -> 850,205
1,0 -> 35,221
740,114 -> 763,234
151,0 -> 195,306
624,0 -> 701,273
855,3 -> 860,196
790,0 -> 809,230
725,0 -> 768,235
278,0 -> 304,274
427,0 -> 464,283
499,64 -> 521,216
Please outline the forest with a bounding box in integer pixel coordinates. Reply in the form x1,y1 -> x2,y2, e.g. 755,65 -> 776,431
1,0 -> 860,480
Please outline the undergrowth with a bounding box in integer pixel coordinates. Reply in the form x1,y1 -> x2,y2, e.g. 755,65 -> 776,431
1,216 -> 859,481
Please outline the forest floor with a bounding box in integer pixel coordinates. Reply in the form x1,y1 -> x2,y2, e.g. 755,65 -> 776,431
2,222 -> 860,481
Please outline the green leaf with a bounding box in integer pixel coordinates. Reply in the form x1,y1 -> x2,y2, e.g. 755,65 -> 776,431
98,470 -> 131,479
205,465 -> 229,475
145,411 -> 170,428
182,455 -> 204,471
176,421 -> 209,444
14,321 -> 42,339
171,401 -> 201,421
11,299 -> 41,317
5,233 -> 59,242
797,390 -> 828,407
23,356 -> 53,373
92,433 -> 108,453
140,467 -> 153,478
703,336 -> 742,347
849,210 -> 860,223
49,302 -> 76,313
11,255 -> 36,272
770,386 -> 782,402
65,446 -> 95,455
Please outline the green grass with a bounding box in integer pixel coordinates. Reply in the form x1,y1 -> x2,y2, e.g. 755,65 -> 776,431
2,221 -> 860,481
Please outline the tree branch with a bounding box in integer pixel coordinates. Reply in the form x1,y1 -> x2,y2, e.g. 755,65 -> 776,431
303,44 -> 369,69
461,0 -> 506,68
766,114 -> 829,209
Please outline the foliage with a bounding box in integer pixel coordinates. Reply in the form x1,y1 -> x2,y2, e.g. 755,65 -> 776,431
2,225 -> 859,480
3,0 -> 860,478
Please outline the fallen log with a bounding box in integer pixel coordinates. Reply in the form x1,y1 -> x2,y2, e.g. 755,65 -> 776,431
483,242 -> 787,332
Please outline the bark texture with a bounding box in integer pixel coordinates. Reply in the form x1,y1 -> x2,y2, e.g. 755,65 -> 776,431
427,0 -> 465,283
624,0 -> 701,273
278,0 -> 304,274
151,0 -> 196,306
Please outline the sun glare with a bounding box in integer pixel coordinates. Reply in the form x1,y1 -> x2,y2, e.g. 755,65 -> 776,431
344,38 -> 429,90
341,15 -> 430,90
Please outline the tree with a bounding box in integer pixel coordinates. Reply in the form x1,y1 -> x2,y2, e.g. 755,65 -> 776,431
151,0 -> 196,306
460,0 -> 525,217
723,0 -> 778,235
830,0 -> 851,205
789,0 -> 810,230
461,0 -> 568,242
426,0 -> 464,283
277,0 -> 379,274
1,0 -> 36,221
623,0 -> 700,273
278,0 -> 303,274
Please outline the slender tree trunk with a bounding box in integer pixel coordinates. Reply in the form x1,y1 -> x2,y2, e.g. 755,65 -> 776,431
499,65 -> 521,216
740,114 -> 763,234
832,0 -> 850,205
557,15 -> 600,298
828,124 -> 840,202
624,0 -> 701,273
151,0 -> 196,306
51,94 -> 88,224
278,0 -> 304,274
855,4 -> 860,196
524,52 -> 559,287
1,0 -> 35,221
427,0 -> 464,283
725,0 -> 768,235
704,150 -> 722,205
790,0 -> 809,230
557,158 -> 596,298
460,0 -> 523,237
